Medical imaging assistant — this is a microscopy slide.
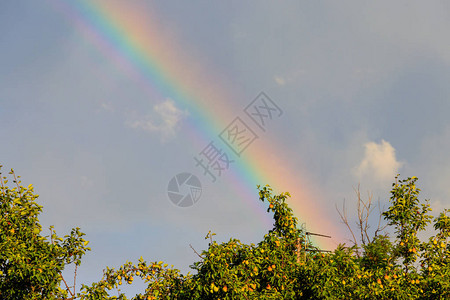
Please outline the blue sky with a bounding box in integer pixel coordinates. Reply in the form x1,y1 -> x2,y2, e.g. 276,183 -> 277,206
1,0 -> 450,295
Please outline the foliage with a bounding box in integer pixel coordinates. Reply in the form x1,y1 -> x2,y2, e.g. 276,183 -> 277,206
79,178 -> 448,299
0,167 -> 90,299
1,167 -> 449,299
383,176 -> 433,271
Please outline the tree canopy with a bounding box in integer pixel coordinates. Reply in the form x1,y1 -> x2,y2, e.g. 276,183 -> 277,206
1,167 -> 449,299
0,168 -> 90,299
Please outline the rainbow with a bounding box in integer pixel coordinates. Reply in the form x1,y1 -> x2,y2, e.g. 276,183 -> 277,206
50,0 -> 343,249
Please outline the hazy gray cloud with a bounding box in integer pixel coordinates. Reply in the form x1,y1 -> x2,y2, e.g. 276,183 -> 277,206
412,125 -> 450,215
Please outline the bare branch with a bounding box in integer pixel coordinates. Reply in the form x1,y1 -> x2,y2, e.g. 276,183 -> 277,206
355,185 -> 366,245
374,200 -> 388,237
189,244 -> 203,260
336,200 -> 358,247
73,265 -> 78,296
363,191 -> 374,244
0,170 -> 5,196
10,169 -> 22,198
60,273 -> 75,298
338,184 -> 390,256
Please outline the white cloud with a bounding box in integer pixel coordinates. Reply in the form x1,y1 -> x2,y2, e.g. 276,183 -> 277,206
274,76 -> 286,86
273,69 -> 307,86
126,99 -> 188,141
100,101 -> 114,112
354,140 -> 404,185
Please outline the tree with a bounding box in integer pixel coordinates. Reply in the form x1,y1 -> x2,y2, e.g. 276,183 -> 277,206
0,167 -> 90,299
383,176 -> 433,273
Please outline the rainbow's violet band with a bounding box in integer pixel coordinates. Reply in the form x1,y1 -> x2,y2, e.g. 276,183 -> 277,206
50,0 -> 343,249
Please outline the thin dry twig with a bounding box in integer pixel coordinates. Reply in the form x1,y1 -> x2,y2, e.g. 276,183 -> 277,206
336,199 -> 358,247
374,200 -> 388,237
10,169 -> 22,198
189,244 -> 203,260
60,273 -> 75,298
337,184 -> 387,256
73,265 -> 78,296
0,170 -> 5,197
